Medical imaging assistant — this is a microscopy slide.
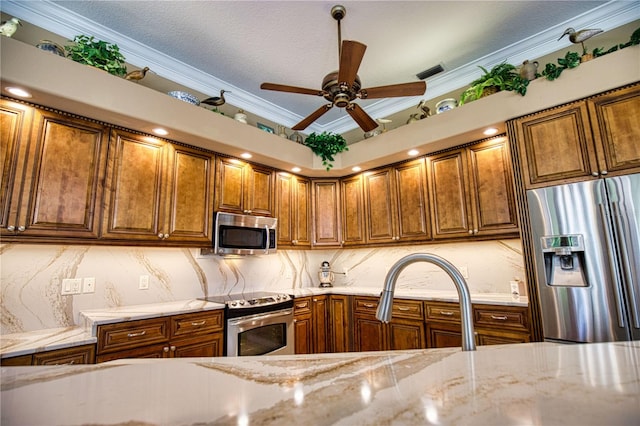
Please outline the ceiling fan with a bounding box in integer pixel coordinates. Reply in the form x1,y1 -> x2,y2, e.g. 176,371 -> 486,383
260,5 -> 426,133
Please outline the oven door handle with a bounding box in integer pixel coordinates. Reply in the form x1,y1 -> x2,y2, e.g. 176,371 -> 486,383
227,308 -> 293,326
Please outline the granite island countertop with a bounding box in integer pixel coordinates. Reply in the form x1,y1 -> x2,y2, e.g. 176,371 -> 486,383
2,341 -> 639,425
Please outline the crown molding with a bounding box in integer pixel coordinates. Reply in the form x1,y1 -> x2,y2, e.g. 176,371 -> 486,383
3,0 -> 638,135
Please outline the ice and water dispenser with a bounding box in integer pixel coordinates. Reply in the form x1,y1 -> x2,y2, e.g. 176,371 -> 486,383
541,234 -> 589,287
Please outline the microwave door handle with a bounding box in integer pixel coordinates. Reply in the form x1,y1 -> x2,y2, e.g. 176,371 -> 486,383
265,225 -> 269,254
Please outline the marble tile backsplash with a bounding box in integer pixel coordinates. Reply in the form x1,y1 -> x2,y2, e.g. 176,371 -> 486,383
0,239 -> 524,334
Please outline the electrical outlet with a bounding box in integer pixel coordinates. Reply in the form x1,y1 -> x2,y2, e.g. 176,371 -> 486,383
83,277 -> 96,293
139,275 -> 149,290
457,266 -> 469,279
61,278 -> 82,295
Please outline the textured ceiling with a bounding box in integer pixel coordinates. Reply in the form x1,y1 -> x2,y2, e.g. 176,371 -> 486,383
3,1 -> 639,135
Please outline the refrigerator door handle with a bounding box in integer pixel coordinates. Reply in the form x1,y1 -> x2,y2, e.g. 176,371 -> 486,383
610,201 -> 640,329
598,202 -> 627,328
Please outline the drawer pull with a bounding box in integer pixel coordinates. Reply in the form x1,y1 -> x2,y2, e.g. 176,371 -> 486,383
397,306 -> 411,311
439,310 -> 454,316
490,315 -> 508,321
191,320 -> 206,326
295,302 -> 308,309
363,303 -> 376,308
127,330 -> 147,338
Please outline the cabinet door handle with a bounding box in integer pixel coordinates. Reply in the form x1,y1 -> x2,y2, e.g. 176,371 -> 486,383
17,226 -> 25,232
490,315 -> 508,321
127,330 -> 147,338
7,225 -> 14,232
163,346 -> 170,352
397,306 -> 410,311
295,302 -> 308,309
191,320 -> 206,326
363,303 -> 376,308
170,346 -> 176,352
439,310 -> 454,316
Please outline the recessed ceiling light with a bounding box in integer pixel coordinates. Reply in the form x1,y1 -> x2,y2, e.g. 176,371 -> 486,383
152,128 -> 168,136
483,127 -> 498,136
6,87 -> 32,98
352,166 -> 362,172
408,149 -> 419,156
291,167 -> 301,173
240,153 -> 252,159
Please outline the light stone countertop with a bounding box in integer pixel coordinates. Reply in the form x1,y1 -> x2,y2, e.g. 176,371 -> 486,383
0,289 -> 525,359
2,341 -> 639,425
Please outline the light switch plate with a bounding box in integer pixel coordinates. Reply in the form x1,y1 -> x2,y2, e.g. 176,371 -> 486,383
139,275 -> 149,290
61,278 -> 82,295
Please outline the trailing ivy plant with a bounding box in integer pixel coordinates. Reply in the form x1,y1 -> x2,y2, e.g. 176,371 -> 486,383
65,35 -> 127,77
303,131 -> 349,171
541,51 -> 581,81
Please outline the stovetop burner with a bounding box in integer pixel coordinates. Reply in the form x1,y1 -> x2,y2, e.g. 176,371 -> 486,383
199,291 -> 293,309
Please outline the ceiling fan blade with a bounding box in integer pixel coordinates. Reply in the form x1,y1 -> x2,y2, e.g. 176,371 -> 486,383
337,40 -> 367,88
260,82 -> 324,96
346,103 -> 378,132
292,104 -> 333,130
359,81 -> 426,99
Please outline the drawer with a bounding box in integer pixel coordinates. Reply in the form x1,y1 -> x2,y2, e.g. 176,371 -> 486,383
354,296 -> 379,314
425,302 -> 461,322
171,310 -> 224,339
33,344 -> 96,365
391,299 -> 424,320
97,317 -> 169,354
293,297 -> 312,315
473,304 -> 529,332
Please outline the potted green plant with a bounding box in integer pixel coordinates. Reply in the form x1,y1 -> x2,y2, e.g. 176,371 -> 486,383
303,131 -> 349,171
65,35 -> 127,77
459,62 -> 529,105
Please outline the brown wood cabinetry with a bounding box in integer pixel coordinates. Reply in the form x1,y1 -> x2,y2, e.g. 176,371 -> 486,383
276,173 -> 311,248
328,294 -> 351,352
341,174 -> 366,246
96,310 -> 223,363
510,84 -> 640,188
215,156 -> 275,217
363,159 -> 431,244
354,296 -> 425,352
102,128 -> 214,244
311,179 -> 342,247
425,300 -> 531,348
427,138 -> 518,239
1,100 -> 109,241
293,295 -> 329,354
1,344 -> 96,366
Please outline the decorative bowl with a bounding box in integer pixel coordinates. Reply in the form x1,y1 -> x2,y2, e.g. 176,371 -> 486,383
168,91 -> 200,106
435,98 -> 457,114
36,40 -> 66,57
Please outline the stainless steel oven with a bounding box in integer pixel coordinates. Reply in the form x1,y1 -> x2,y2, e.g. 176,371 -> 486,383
199,292 -> 294,356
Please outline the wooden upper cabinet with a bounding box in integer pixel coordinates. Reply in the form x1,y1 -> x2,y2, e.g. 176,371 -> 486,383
1,101 -> 108,240
215,156 -> 274,217
276,172 -> 311,248
587,84 -> 640,176
427,138 -> 517,239
311,179 -> 342,247
102,129 -> 214,244
511,83 -> 640,188
363,168 -> 397,243
341,174 -> 366,246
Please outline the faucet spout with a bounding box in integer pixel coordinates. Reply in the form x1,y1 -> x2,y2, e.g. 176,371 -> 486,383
376,253 -> 476,351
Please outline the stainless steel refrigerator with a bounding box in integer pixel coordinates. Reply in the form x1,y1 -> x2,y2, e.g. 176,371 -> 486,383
527,173 -> 640,343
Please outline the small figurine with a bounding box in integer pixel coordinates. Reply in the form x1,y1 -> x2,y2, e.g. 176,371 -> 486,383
125,66 -> 151,82
201,90 -> 229,107
0,17 -> 21,38
318,261 -> 335,288
558,27 -> 603,61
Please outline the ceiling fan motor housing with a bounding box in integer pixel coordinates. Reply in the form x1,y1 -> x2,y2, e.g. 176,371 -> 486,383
322,71 -> 361,107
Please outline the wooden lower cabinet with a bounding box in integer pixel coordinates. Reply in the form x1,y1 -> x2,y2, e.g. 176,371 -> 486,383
96,310 -> 224,363
328,295 -> 351,352
1,344 -> 96,366
293,295 -> 330,354
354,296 -> 425,352
293,297 -> 313,354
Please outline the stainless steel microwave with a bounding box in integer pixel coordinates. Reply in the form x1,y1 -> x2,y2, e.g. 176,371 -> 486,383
214,212 -> 277,255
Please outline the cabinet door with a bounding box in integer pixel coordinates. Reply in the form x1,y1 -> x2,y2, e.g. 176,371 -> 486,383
388,319 -> 425,350
427,149 -> 471,238
294,176 -> 311,247
164,145 -> 215,243
426,322 -> 462,349
102,129 -> 167,241
341,175 -> 366,246
364,168 -> 397,243
294,297 -> 313,354
311,179 -> 342,247
215,157 -> 245,213
588,84 -> 640,176
0,100 -> 32,236
394,159 -> 431,242
354,314 -> 386,352
329,295 -> 351,353
245,164 -> 274,216
512,101 -> 597,187
467,139 -> 518,236
10,108 -> 108,239
96,344 -> 168,363
312,295 -> 329,353
172,334 -> 223,358
276,173 -> 294,245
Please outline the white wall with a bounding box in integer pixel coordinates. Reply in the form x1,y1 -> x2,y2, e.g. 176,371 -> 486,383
0,239 -> 524,333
